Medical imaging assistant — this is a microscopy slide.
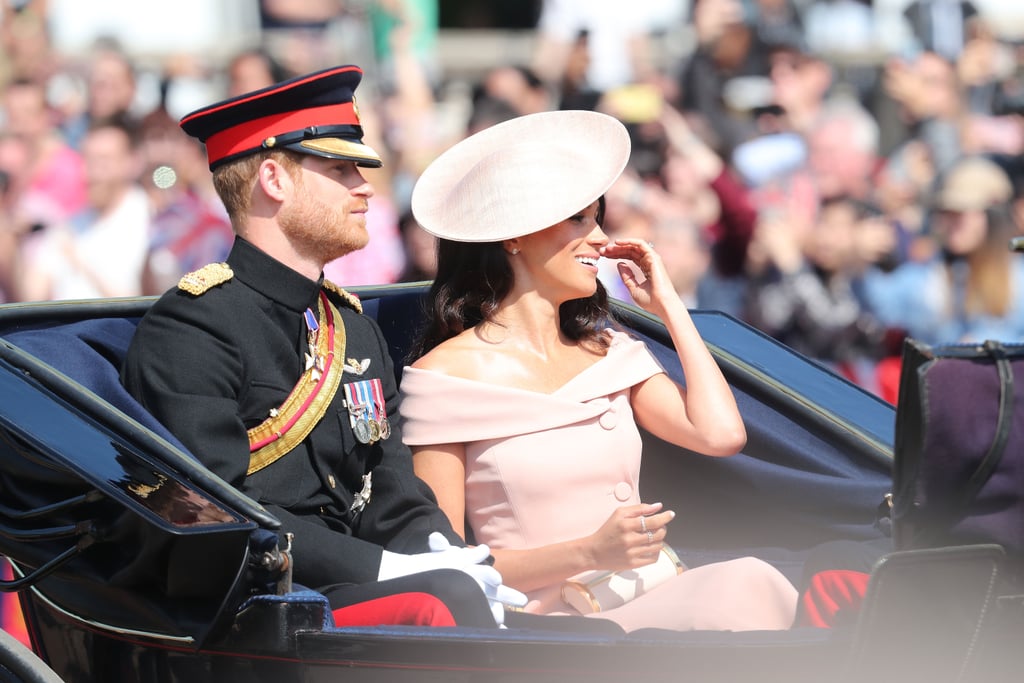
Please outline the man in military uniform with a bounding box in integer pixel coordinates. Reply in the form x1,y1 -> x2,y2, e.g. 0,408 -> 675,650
121,65 -> 523,627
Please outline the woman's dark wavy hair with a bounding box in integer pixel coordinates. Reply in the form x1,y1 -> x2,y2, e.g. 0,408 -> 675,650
408,197 -> 618,361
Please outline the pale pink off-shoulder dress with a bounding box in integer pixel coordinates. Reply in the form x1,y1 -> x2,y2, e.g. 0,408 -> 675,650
400,330 -> 797,631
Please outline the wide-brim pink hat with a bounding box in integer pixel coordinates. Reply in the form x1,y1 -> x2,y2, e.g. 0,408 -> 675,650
411,110 -> 631,242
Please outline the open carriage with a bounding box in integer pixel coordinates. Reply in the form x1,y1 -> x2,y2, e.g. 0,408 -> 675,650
0,284 -> 1017,682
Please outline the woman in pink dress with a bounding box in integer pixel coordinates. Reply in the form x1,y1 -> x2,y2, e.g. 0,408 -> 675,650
400,110 -> 798,632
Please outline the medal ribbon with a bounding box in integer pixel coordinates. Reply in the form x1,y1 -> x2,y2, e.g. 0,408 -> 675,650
369,377 -> 390,439
368,378 -> 385,423
359,380 -> 376,422
344,382 -> 365,424
343,379 -> 385,442
246,291 -> 346,474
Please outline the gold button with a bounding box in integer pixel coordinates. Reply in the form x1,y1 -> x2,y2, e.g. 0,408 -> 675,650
328,474 -> 337,489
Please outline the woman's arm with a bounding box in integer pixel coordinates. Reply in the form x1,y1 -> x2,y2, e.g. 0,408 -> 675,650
413,443 -> 672,593
603,238 -> 746,456
411,443 -> 467,538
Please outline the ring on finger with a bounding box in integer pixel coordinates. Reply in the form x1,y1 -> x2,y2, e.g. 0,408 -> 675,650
646,530 -> 654,544
640,516 -> 648,533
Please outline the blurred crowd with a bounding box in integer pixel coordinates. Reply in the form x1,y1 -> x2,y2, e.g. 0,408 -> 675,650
1,0 -> 1024,408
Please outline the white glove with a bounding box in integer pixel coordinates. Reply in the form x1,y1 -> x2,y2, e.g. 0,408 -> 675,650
427,532 -> 528,627
377,532 -> 528,626
457,560 -> 528,627
378,535 -> 490,581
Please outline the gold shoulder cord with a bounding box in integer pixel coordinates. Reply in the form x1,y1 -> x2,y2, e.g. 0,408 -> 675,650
322,279 -> 362,313
178,262 -> 233,295
246,293 -> 347,475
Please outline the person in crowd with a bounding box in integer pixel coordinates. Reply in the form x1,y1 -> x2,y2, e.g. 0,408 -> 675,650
804,94 -> 882,204
368,0 -> 442,92
396,209 -> 437,282
0,1 -> 61,85
751,0 -> 806,51
225,48 -> 289,98
321,12 -> 423,287
1,77 -> 87,233
883,50 -> 964,178
120,65 -> 526,629
475,64 -> 553,117
0,132 -> 32,303
764,35 -> 834,138
318,99 -> 407,287
648,215 -> 712,309
676,0 -> 775,158
17,117 -> 151,301
901,0 -> 981,63
401,109 -> 798,632
60,41 -> 141,150
136,107 -> 233,295
257,0 -> 347,79
743,194 -> 893,388
530,0 -> 660,97
600,98 -> 759,315
865,155 -> 1024,345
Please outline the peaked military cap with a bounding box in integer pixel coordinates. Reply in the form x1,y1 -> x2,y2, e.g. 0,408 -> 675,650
180,65 -> 382,171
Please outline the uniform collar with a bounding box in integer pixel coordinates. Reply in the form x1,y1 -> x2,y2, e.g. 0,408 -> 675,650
227,237 -> 324,313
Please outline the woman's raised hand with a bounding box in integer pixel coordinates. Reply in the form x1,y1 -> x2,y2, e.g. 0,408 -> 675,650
601,238 -> 677,315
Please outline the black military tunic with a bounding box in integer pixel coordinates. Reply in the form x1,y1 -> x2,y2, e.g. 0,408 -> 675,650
121,237 -> 462,591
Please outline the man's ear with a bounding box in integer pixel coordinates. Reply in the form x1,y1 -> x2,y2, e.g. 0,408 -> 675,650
257,158 -> 291,202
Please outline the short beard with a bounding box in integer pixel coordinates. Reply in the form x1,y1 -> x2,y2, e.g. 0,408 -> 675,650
278,179 -> 369,265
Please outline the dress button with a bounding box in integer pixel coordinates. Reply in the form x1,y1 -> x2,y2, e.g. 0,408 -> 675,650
328,474 -> 337,489
614,482 -> 632,501
599,408 -> 618,430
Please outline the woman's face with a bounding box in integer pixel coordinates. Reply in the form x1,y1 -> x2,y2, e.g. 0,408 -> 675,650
512,200 -> 609,299
932,209 -> 989,256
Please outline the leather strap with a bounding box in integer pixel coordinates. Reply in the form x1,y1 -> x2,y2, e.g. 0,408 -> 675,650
960,340 -> 1014,508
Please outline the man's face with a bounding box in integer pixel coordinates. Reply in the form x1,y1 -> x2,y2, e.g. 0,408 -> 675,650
88,51 -> 136,120
81,125 -> 137,211
277,155 -> 374,265
2,82 -> 48,140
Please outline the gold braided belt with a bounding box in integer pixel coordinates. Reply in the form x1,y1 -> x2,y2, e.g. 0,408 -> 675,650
246,291 -> 346,475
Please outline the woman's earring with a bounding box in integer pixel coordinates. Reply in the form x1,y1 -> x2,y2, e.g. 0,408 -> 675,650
511,248 -> 520,255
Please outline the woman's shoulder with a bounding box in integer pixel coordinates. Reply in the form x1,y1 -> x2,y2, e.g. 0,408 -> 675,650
409,330 -> 491,380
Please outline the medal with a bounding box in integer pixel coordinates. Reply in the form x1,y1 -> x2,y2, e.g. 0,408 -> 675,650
353,417 -> 372,444
345,382 -> 373,443
344,378 -> 389,445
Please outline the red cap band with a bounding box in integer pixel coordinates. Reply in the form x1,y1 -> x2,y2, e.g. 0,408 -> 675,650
204,102 -> 358,166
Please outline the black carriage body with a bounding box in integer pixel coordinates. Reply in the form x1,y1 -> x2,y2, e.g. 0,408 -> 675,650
0,286 -> 1015,682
